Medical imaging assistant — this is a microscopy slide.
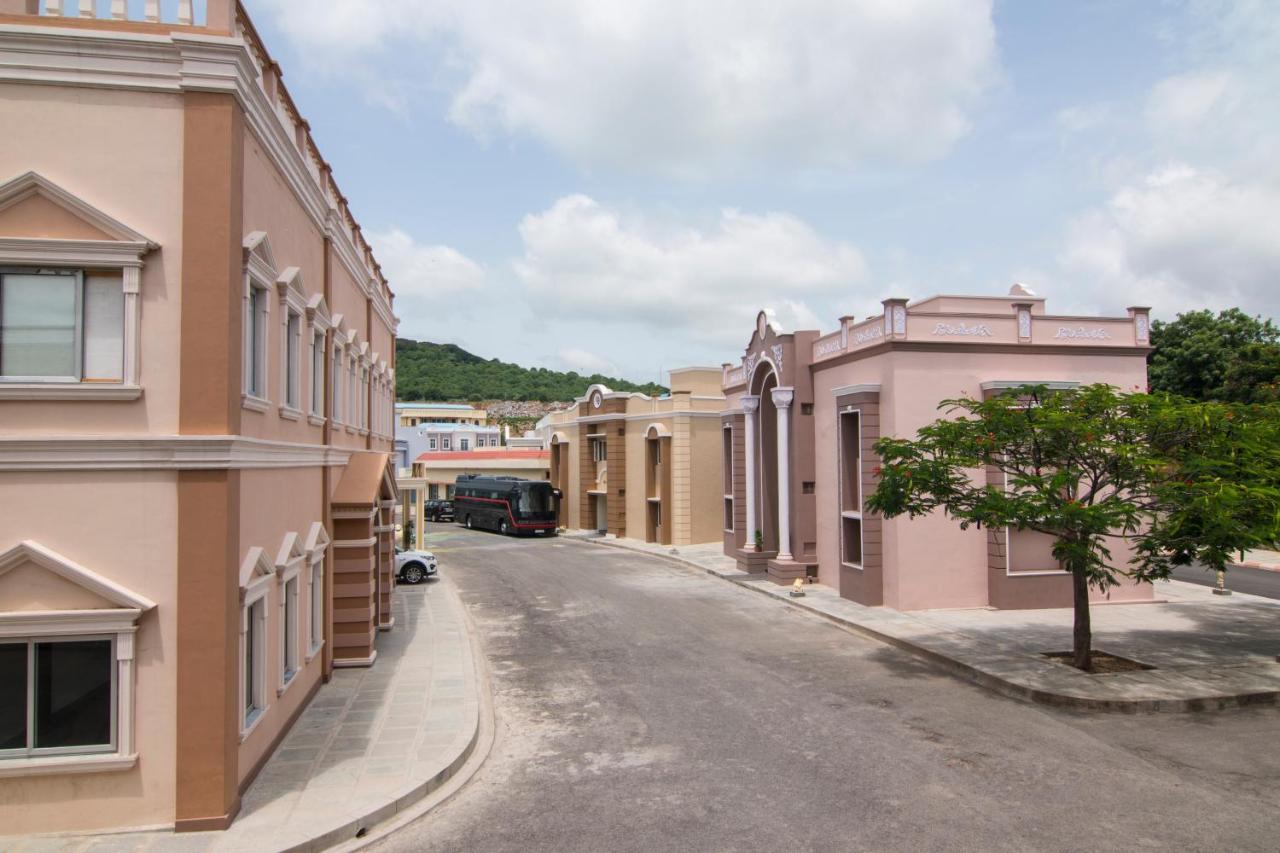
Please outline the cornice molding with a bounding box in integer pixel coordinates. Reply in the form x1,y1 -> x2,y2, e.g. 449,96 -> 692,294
0,435 -> 354,471
0,23 -> 396,333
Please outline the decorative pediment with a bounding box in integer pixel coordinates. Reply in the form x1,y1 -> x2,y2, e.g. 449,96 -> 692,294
303,521 -> 330,559
275,531 -> 305,573
306,293 -> 332,331
239,546 -> 275,591
276,266 -> 307,311
0,540 -> 156,613
0,172 -> 155,247
243,231 -> 278,284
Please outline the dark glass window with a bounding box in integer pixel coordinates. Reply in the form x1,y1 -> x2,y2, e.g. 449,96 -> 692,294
0,643 -> 27,751
34,640 -> 112,750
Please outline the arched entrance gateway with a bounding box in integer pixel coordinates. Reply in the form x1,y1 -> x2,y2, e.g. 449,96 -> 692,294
725,310 -> 818,583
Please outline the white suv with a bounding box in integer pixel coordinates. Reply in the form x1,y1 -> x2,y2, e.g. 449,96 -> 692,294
395,546 -> 438,585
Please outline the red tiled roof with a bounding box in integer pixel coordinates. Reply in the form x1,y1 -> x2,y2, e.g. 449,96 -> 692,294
415,450 -> 549,463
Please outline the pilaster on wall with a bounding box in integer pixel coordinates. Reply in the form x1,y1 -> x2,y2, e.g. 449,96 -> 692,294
175,91 -> 245,832
577,423 -> 595,530
671,415 -> 692,545
606,420 -> 626,537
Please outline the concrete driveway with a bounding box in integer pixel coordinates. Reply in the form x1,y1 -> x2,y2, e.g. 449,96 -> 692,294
375,525 -> 1280,852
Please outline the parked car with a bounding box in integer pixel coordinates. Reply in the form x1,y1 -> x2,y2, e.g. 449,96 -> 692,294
395,546 -> 438,585
425,500 -> 455,522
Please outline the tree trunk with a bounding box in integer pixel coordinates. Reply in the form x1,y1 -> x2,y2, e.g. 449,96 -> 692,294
1071,564 -> 1092,671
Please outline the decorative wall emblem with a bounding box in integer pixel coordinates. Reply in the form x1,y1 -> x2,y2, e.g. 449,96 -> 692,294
932,321 -> 993,337
771,344 -> 784,373
756,311 -> 768,341
1054,326 -> 1111,340
744,352 -> 759,380
814,337 -> 844,358
1135,315 -> 1149,343
591,391 -> 603,408
892,305 -> 907,335
1017,310 -> 1032,339
853,324 -> 884,346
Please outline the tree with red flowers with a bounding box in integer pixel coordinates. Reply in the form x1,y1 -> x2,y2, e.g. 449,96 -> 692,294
866,384 -> 1280,670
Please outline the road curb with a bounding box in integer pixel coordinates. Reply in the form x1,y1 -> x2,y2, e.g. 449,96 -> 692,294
330,577 -> 498,852
573,536 -> 1280,714
291,576 -> 490,852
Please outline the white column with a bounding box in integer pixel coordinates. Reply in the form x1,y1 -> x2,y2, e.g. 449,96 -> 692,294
741,395 -> 760,546
123,267 -> 141,387
772,387 -> 795,560
116,629 -> 137,755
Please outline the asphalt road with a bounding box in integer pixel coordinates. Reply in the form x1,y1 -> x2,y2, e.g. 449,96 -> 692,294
375,525 -> 1280,853
1172,562 -> 1280,600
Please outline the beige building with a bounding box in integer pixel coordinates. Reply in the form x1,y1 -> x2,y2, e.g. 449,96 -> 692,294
396,401 -> 487,427
544,368 -> 726,545
0,1 -> 400,836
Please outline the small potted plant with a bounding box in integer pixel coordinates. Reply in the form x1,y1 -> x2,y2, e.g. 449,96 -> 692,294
753,529 -> 764,553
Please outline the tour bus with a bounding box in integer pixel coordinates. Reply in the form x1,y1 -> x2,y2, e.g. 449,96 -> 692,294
453,474 -> 560,536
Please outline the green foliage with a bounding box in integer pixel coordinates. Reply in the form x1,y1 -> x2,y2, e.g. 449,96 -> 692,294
867,384 -> 1280,669
1149,308 -> 1280,402
394,338 -> 666,402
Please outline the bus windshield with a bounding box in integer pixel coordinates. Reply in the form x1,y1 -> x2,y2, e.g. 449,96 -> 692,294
516,484 -> 553,515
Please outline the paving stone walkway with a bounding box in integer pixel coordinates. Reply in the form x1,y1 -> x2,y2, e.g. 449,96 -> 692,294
575,533 -> 1280,712
8,577 -> 480,853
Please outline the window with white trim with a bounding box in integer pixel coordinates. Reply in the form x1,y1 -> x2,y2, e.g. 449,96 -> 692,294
331,345 -> 343,424
245,283 -> 269,399
310,331 -> 325,417
242,595 -> 266,731
0,270 -> 123,383
308,558 -> 323,656
281,575 -> 299,688
460,438 -> 470,451
0,637 -> 114,759
360,367 -> 369,430
284,310 -> 301,410
723,425 -> 734,531
429,436 -> 437,451
442,437 -> 451,451
592,438 -> 607,462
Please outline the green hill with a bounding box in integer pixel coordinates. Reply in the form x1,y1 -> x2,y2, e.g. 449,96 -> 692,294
394,338 -> 667,402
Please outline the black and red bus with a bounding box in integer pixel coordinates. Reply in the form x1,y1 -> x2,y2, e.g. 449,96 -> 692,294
453,475 -> 559,536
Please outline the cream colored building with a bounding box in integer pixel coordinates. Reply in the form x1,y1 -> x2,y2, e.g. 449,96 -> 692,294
545,368 -> 726,545
396,401 -> 487,427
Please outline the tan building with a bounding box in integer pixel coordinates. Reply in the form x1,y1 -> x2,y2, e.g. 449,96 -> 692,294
0,1 -> 400,835
545,368 -> 726,545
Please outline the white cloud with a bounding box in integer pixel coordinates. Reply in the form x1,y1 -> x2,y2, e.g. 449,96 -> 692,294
259,0 -> 999,176
1145,70 -> 1236,131
1059,165 -> 1280,316
368,228 -> 486,334
558,348 -> 619,377
512,195 -> 867,349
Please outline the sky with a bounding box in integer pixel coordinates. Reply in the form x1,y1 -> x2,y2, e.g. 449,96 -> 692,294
250,0 -> 1280,385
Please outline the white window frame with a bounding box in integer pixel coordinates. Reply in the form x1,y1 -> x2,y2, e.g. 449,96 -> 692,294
243,279 -> 270,408
0,173 -> 150,400
460,438 -> 470,451
282,308 -> 302,415
279,571 -> 300,692
331,343 -> 344,425
0,541 -> 154,778
442,437 -> 451,451
429,437 -> 437,451
241,590 -> 268,735
308,555 -> 324,660
592,437 -> 607,462
0,635 -> 116,757
310,330 -> 326,420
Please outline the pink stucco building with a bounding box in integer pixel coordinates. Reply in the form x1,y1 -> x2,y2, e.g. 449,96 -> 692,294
0,0 -> 400,836
721,290 -> 1154,611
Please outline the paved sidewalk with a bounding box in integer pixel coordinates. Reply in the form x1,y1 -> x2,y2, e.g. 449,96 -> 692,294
1233,548 -> 1280,572
9,577 -> 481,853
575,534 -> 1280,712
